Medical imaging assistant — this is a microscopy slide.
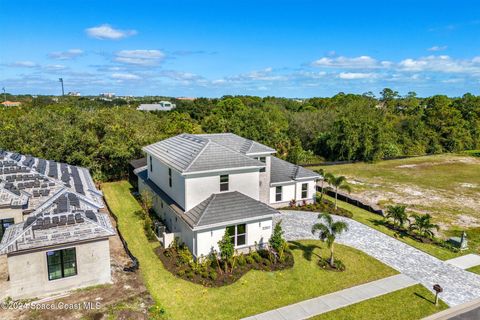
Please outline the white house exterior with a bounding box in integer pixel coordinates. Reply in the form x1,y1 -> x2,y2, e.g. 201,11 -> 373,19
0,150 -> 115,299
137,133 -> 320,258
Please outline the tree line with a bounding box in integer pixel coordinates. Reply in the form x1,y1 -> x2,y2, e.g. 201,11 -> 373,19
0,90 -> 479,181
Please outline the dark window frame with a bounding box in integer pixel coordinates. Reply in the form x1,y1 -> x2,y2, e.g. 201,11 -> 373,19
149,156 -> 153,172
301,183 -> 308,199
168,168 -> 172,188
220,174 -> 229,192
0,218 -> 14,240
259,157 -> 266,172
275,186 -> 282,202
47,248 -> 77,281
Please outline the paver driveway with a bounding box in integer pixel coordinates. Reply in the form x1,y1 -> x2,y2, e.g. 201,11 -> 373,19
275,210 -> 480,307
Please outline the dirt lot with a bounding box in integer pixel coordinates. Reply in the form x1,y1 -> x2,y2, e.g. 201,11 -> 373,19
308,154 -> 480,230
0,216 -> 153,320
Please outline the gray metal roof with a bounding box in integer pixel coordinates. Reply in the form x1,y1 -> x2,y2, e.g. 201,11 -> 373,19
137,103 -> 175,111
270,156 -> 320,184
196,133 -> 276,155
181,191 -> 278,228
143,134 -> 266,174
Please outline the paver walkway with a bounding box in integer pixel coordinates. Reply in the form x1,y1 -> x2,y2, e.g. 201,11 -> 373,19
243,274 -> 418,320
275,211 -> 480,307
445,254 -> 480,270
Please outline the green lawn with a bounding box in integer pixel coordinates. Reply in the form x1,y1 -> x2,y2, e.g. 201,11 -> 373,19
310,284 -> 448,320
102,181 -> 398,320
308,154 -> 480,228
323,194 -> 461,260
468,265 -> 480,275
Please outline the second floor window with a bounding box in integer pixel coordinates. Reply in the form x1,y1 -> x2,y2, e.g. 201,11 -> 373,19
301,183 -> 308,198
275,186 -> 282,202
168,168 -> 172,187
259,156 -> 266,173
149,156 -> 153,172
220,174 -> 229,191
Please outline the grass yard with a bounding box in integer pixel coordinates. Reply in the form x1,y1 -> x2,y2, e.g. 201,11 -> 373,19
308,154 -> 480,228
310,284 -> 448,320
468,265 -> 480,275
102,181 -> 398,320
323,194 -> 463,260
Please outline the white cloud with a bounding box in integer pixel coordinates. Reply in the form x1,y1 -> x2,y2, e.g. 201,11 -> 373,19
11,61 -> 37,68
398,55 -> 479,73
86,24 -> 137,40
312,55 -> 388,69
49,49 -> 84,60
428,46 -> 447,52
114,50 -> 165,66
338,72 -> 378,80
45,64 -> 67,71
111,73 -> 140,80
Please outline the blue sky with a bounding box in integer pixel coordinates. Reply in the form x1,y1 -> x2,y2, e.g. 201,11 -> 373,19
1,0 -> 479,97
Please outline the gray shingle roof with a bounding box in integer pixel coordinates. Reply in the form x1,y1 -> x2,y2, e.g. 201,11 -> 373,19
196,133 -> 276,155
181,191 -> 278,228
143,134 -> 266,174
270,156 -> 320,184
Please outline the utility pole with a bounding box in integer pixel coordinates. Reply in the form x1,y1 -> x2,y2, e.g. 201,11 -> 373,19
2,87 -> 6,102
59,78 -> 64,96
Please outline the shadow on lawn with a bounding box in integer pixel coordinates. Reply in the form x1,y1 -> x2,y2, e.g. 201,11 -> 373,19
289,241 -> 322,261
414,292 -> 435,304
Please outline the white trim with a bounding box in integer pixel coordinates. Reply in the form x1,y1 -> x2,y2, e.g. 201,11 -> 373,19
192,215 -> 273,231
182,165 -> 265,176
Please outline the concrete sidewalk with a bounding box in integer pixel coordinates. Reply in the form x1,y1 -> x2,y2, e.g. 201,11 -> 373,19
242,274 -> 418,320
445,254 -> 480,270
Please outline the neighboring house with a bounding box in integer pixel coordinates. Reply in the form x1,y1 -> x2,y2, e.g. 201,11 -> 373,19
1,101 -> 21,107
135,133 -> 319,258
137,101 -> 176,111
0,150 -> 115,299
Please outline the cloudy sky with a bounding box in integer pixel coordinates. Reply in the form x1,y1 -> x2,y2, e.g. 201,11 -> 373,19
1,0 -> 479,97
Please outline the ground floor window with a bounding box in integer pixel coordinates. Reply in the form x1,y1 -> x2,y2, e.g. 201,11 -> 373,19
301,183 -> 308,198
275,186 -> 282,202
47,248 -> 77,281
0,218 -> 14,240
226,224 -> 246,246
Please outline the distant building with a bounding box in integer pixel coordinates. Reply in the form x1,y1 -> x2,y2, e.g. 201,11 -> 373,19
67,92 -> 81,96
100,92 -> 115,98
137,101 -> 176,111
1,101 -> 21,107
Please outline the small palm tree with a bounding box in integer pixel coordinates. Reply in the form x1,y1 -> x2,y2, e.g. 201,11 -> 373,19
385,205 -> 408,229
315,168 -> 326,202
311,213 -> 348,267
410,213 -> 439,238
324,173 -> 351,210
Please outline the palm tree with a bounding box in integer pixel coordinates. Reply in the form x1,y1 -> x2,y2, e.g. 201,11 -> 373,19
311,213 -> 349,267
315,168 -> 326,202
324,173 -> 351,210
385,205 -> 408,229
410,213 -> 439,238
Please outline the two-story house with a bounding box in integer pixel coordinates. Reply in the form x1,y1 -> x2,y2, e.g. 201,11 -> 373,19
136,133 -> 320,258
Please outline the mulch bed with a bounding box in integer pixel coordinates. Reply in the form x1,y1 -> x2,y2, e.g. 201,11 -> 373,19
155,247 -> 294,287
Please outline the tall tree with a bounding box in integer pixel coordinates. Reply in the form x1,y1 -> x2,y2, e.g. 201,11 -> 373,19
324,173 -> 351,210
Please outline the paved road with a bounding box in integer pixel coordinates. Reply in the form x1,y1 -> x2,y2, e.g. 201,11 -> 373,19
243,274 -> 418,320
275,210 -> 480,307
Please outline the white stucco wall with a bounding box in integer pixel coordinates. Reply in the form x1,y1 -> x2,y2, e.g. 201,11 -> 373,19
184,170 -> 260,211
6,239 -> 111,299
195,218 -> 272,257
269,179 -> 317,208
147,155 -> 186,209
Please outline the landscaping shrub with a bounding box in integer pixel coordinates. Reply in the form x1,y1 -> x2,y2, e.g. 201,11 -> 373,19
208,270 -> 218,280
281,198 -> 353,218
245,255 -> 255,265
251,251 -> 262,263
237,254 -> 246,266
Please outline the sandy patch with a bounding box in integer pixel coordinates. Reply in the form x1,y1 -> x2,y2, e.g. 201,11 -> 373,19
459,183 -> 478,189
